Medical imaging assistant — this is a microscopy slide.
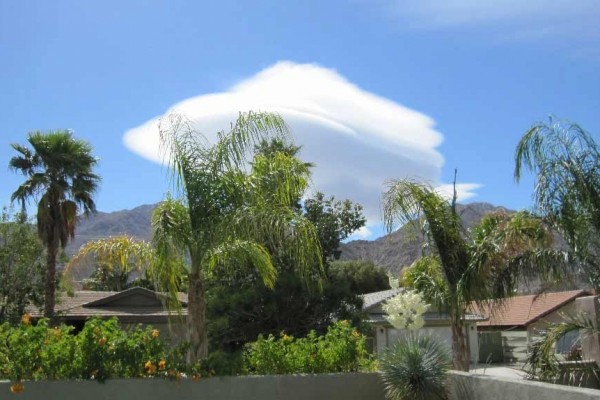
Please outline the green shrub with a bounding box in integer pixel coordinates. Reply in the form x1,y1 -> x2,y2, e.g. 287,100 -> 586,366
243,320 -> 373,374
379,333 -> 451,400
0,317 -> 174,384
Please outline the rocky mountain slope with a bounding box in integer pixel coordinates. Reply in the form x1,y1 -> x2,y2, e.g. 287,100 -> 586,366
66,201 -> 586,292
67,202 -> 509,275
65,203 -> 156,256
339,202 -> 512,276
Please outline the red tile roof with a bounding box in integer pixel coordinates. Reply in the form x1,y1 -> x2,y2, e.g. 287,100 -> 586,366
471,290 -> 591,327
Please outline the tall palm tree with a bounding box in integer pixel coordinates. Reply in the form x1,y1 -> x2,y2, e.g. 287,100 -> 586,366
383,178 -> 563,370
151,112 -> 323,363
515,117 -> 600,288
9,130 -> 100,319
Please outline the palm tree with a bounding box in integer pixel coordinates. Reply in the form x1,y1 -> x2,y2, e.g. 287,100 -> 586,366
151,112 -> 323,363
524,311 -> 598,383
64,236 -> 155,291
515,117 -> 600,288
383,178 -> 563,370
9,130 -> 100,319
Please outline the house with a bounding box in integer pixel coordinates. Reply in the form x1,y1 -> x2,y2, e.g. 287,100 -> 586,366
29,286 -> 188,344
361,288 -> 485,364
471,289 -> 594,364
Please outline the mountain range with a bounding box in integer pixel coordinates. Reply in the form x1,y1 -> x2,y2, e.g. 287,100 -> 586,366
339,202 -> 512,275
67,202 -> 510,278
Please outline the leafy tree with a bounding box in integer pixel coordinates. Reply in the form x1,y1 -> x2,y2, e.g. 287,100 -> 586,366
63,236 -> 159,291
151,112 -> 323,363
515,117 -> 600,288
0,208 -> 45,324
304,193 -> 365,261
383,178 -> 564,370
329,260 -> 390,295
207,191 -> 371,352
9,131 -> 100,319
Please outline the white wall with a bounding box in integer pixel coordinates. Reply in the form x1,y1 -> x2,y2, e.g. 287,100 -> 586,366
376,323 -> 479,364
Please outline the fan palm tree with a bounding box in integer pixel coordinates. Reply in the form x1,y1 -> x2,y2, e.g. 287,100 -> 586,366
151,112 -> 323,363
384,178 -> 564,370
9,130 -> 100,319
515,117 -> 600,288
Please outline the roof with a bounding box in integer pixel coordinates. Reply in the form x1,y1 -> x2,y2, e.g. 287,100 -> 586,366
29,287 -> 188,321
360,288 -> 486,323
360,288 -> 403,311
472,289 -> 591,327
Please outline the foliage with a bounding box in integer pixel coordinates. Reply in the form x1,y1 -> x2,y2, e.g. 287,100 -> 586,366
304,192 -> 366,261
152,112 -> 323,362
9,130 -> 100,319
329,260 -> 390,294
515,117 -> 600,288
243,321 -> 373,375
400,257 -> 448,311
0,317 -> 181,387
0,208 -> 45,324
383,290 -> 429,330
207,192 -> 371,352
524,309 -> 600,383
383,178 -> 564,370
64,236 -> 156,291
379,333 -> 451,400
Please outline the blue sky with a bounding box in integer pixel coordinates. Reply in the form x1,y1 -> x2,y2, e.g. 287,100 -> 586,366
1,0 -> 599,239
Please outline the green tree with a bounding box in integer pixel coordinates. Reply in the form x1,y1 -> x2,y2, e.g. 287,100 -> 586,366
304,192 -> 365,261
207,190 -> 370,352
63,236 -> 158,291
9,131 -> 100,319
383,178 -> 563,370
515,117 -> 600,288
151,112 -> 323,363
0,208 -> 45,324
329,260 -> 390,295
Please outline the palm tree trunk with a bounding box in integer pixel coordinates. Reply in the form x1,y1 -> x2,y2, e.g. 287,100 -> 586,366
450,312 -> 470,371
186,271 -> 208,364
44,242 -> 58,321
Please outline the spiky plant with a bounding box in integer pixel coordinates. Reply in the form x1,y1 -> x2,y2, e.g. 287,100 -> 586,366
379,333 -> 451,400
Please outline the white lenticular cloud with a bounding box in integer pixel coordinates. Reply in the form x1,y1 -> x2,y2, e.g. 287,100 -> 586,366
123,61 -> 479,232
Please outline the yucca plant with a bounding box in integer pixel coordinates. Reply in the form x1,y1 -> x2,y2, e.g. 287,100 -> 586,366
379,333 -> 451,400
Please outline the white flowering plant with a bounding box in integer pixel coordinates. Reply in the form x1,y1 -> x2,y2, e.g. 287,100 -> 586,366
383,290 -> 430,330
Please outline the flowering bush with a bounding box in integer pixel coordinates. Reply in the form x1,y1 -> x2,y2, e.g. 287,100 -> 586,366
383,290 -> 429,330
0,317 -> 181,391
243,321 -> 374,374
0,317 -> 373,394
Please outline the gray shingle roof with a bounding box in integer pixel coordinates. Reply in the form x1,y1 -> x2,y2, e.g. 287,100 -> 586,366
28,287 -> 188,321
360,288 -> 403,311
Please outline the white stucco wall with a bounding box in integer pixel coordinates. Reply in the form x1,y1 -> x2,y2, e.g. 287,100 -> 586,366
374,322 -> 479,364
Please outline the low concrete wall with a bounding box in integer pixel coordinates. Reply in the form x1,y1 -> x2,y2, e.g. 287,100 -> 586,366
448,371 -> 600,400
5,371 -> 600,400
0,373 -> 386,400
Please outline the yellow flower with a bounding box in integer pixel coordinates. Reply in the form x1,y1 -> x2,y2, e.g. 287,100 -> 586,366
282,334 -> 290,341
351,330 -> 360,338
21,313 -> 31,326
144,361 -> 156,374
158,360 -> 166,370
151,329 -> 159,339
10,381 -> 24,393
